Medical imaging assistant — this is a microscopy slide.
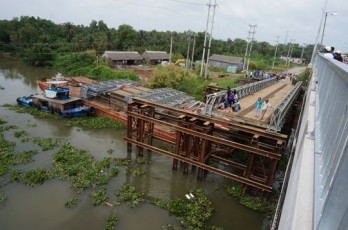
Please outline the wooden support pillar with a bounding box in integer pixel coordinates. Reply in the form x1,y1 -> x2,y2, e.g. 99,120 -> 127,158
146,107 -> 155,154
126,104 -> 134,154
242,134 -> 259,193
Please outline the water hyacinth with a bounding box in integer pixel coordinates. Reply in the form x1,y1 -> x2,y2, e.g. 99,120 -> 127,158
52,143 -> 118,193
104,211 -> 119,230
10,168 -> 52,187
64,197 -> 78,208
114,183 -> 144,208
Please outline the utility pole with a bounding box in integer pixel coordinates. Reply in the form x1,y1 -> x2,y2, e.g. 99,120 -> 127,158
288,41 -> 295,66
200,0 -> 212,77
272,36 -> 280,69
286,39 -> 295,66
246,25 -> 256,76
169,34 -> 173,64
243,25 -> 253,72
310,0 -> 329,64
285,40 -> 292,66
300,43 -> 306,63
186,37 -> 191,68
204,0 -> 217,79
191,34 -> 196,68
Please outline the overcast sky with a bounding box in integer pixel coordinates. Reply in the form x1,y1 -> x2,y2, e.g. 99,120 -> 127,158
1,0 -> 347,52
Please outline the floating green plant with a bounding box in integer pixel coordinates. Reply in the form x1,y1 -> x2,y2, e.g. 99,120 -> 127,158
2,104 -> 61,119
90,186 -> 108,206
13,130 -> 29,138
52,143 -> 118,193
114,158 -> 130,166
107,149 -> 113,154
153,189 -> 215,229
125,166 -> 145,176
32,137 -> 60,151
0,190 -> 8,203
65,197 -> 78,208
226,184 -> 277,215
0,119 -> 6,125
13,150 -> 39,164
136,156 -> 151,164
10,168 -> 52,187
65,116 -> 126,129
114,183 -> 144,208
104,211 -> 119,230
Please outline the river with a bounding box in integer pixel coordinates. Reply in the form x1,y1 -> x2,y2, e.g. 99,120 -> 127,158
0,55 -> 266,230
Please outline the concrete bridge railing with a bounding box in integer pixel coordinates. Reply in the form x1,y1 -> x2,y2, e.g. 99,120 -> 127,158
276,55 -> 348,230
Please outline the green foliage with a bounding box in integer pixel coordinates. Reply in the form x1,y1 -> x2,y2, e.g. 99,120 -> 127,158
104,211 -> 119,230
13,150 -> 39,164
114,183 -> 144,208
13,130 -> 29,138
32,137 -> 60,151
226,184 -> 276,215
0,190 -> 8,203
148,65 -> 208,100
3,104 -> 61,119
65,197 -> 78,208
65,115 -> 126,129
52,143 -> 116,193
211,74 -> 244,89
90,185 -> 108,205
0,131 -> 16,176
3,104 -> 126,129
153,189 -> 215,229
298,68 -> 310,84
54,52 -> 138,81
21,43 -> 55,66
10,168 -> 52,187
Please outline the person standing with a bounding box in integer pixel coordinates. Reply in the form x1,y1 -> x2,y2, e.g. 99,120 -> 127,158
260,99 -> 271,120
255,97 -> 262,117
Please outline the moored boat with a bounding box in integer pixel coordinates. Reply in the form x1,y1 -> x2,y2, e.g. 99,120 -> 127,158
17,94 -> 94,118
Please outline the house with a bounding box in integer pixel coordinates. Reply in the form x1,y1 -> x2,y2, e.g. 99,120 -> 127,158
142,51 -> 170,64
103,51 -> 143,66
208,54 -> 244,73
279,56 -> 305,64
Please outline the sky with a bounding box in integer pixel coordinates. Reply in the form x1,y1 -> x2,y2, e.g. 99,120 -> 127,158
1,0 -> 347,52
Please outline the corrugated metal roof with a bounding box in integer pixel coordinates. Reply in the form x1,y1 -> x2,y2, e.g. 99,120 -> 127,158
142,51 -> 170,60
103,51 -> 143,61
209,54 -> 243,64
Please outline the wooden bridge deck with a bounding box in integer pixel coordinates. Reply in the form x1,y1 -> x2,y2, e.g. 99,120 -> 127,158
218,79 -> 295,124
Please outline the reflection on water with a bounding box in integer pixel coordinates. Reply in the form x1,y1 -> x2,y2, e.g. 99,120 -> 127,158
0,56 -> 265,229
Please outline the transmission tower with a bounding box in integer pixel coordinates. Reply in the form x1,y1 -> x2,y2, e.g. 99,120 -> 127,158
245,25 -> 257,76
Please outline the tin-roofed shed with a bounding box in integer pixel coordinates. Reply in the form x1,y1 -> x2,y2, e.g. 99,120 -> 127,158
142,51 -> 170,64
103,51 -> 143,66
209,54 -> 244,72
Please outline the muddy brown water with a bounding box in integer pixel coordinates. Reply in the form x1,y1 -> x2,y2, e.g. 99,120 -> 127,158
0,55 -> 267,230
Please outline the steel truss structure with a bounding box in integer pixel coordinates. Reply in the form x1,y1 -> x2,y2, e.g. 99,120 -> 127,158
125,98 -> 287,193
202,78 -> 278,115
269,81 -> 302,131
80,80 -> 141,99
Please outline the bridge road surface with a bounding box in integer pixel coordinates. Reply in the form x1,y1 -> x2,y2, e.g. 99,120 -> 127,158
218,79 -> 295,123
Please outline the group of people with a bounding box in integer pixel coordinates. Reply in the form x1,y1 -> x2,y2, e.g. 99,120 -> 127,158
218,87 -> 241,112
218,87 -> 272,119
323,46 -> 344,62
255,97 -> 271,120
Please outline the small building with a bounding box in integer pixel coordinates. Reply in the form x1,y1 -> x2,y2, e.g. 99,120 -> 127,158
103,51 -> 143,66
279,56 -> 305,64
142,51 -> 170,64
208,54 -> 244,73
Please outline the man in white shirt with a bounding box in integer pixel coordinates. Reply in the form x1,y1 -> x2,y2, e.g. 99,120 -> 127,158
260,99 -> 271,120
323,46 -> 334,59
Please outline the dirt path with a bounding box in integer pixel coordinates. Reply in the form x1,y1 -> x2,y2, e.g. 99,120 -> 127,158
286,66 -> 306,75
